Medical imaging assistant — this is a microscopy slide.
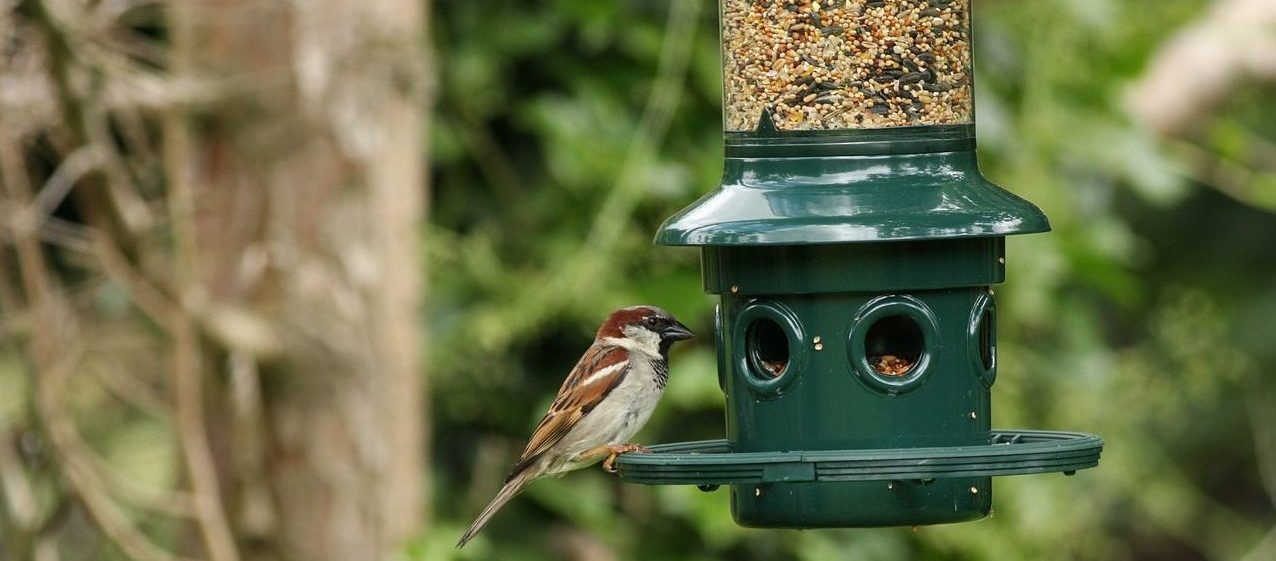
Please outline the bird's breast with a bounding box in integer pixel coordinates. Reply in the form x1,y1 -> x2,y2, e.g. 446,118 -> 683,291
559,359 -> 667,453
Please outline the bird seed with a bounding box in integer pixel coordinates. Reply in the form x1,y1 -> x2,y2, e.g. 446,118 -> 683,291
722,0 -> 973,131
871,354 -> 914,376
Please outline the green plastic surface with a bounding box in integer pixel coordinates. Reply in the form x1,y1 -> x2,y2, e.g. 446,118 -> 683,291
616,430 -> 1103,484
617,431 -> 1100,528
724,124 -> 977,158
731,477 -> 991,527
655,130 -> 1050,246
701,238 -> 1004,294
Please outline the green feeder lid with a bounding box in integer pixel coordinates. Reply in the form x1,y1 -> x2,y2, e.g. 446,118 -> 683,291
655,127 -> 1050,246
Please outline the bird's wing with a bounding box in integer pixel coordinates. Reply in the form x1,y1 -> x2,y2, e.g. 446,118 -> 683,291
507,343 -> 629,478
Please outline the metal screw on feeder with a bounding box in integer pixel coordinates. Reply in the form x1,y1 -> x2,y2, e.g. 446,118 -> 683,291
615,0 -> 1103,528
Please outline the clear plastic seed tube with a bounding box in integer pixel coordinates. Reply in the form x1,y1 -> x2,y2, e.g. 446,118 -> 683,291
722,0 -> 973,132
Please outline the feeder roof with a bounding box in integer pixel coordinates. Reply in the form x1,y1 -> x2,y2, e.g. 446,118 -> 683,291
655,150 -> 1050,246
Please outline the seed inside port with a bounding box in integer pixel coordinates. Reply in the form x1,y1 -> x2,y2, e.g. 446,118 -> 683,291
872,354 -> 913,376
747,317 -> 790,379
865,314 -> 923,377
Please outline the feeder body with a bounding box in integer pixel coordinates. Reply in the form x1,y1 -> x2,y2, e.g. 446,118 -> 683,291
653,141 -> 1039,527
709,241 -> 999,526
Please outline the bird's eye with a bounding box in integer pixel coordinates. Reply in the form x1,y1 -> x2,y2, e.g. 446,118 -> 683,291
644,316 -> 658,327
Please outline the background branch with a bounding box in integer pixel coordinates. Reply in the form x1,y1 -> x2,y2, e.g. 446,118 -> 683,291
1125,0 -> 1276,135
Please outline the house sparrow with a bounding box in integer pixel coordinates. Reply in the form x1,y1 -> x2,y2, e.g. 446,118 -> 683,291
457,305 -> 694,549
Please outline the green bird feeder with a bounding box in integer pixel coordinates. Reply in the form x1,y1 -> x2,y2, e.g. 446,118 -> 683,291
615,0 -> 1102,527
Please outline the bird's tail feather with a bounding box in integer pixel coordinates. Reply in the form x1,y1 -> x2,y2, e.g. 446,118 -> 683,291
456,469 -> 535,549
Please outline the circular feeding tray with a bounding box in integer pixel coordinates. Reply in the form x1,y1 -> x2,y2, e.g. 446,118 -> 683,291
616,430 -> 1102,485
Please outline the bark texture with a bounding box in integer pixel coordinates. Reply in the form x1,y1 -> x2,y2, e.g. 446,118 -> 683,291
172,0 -> 431,558
1,0 -> 430,558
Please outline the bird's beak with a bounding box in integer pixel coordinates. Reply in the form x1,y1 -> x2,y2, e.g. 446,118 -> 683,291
662,321 -> 694,341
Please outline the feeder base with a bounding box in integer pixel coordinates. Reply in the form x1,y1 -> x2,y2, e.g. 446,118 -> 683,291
733,478 -> 990,528
615,430 -> 1101,528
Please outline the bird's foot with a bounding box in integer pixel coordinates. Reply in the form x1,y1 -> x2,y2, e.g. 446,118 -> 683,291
601,443 -> 650,473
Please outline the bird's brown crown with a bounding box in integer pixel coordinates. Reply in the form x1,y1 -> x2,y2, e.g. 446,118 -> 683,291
596,305 -> 666,339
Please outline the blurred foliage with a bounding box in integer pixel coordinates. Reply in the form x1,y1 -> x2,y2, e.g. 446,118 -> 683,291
423,0 -> 1276,560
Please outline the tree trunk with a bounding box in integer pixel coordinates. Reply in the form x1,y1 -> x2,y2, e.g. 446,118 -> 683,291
171,0 -> 431,558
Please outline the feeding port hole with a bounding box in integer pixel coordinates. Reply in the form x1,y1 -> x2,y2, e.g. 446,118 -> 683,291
747,317 -> 790,379
976,305 -> 994,372
865,314 -> 924,377
968,292 -> 997,385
